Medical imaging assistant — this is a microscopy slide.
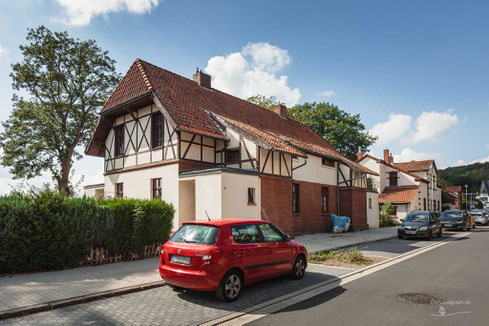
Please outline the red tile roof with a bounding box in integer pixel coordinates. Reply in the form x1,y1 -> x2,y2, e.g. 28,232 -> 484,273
90,58 -> 376,174
393,160 -> 435,172
445,186 -> 462,193
379,186 -> 419,203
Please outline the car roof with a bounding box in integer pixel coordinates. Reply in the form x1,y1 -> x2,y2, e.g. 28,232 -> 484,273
182,219 -> 268,227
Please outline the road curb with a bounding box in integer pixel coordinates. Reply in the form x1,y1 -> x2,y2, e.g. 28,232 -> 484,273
0,280 -> 166,321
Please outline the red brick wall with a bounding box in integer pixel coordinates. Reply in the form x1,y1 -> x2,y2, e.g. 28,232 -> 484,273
339,187 -> 369,231
261,176 -> 338,236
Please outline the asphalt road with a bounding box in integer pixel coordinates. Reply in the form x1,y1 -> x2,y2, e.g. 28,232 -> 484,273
247,227 -> 489,326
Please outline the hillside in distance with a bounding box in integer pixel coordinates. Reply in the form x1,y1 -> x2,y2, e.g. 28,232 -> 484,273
439,161 -> 489,193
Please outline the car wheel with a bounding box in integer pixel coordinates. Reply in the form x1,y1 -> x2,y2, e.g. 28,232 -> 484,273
398,234 -> 404,239
462,223 -> 466,231
290,255 -> 306,280
216,270 -> 243,302
437,228 -> 442,237
427,230 -> 432,241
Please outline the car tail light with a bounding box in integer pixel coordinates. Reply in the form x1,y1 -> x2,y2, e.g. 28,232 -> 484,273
202,249 -> 222,265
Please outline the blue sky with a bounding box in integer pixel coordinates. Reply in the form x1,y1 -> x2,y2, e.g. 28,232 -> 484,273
0,0 -> 488,194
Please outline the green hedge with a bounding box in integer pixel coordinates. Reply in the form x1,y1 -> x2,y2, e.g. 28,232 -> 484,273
0,189 -> 174,274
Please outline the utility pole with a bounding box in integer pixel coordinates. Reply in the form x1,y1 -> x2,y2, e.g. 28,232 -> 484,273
465,185 -> 468,211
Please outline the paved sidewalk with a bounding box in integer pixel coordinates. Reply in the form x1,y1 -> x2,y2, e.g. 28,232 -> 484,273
295,227 -> 398,253
0,257 -> 161,313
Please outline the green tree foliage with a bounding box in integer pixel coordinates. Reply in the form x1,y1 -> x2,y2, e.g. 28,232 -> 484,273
439,162 -> 489,193
246,94 -> 278,111
367,177 -> 378,192
288,102 -> 377,161
379,202 -> 397,227
0,26 -> 120,195
246,95 -> 376,161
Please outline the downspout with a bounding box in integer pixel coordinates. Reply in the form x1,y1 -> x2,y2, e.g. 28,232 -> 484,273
337,163 -> 340,215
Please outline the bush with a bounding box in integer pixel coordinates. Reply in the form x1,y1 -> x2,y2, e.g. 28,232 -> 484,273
0,189 -> 174,274
379,202 -> 397,227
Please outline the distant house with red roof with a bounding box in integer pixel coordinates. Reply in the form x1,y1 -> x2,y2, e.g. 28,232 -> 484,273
84,59 -> 379,235
357,149 -> 442,220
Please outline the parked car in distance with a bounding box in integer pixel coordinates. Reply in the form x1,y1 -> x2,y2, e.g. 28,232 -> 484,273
398,211 -> 442,240
441,210 -> 472,231
471,211 -> 488,225
159,219 -> 308,302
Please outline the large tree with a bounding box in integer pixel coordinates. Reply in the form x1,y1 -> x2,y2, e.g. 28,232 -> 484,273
0,26 -> 119,195
247,95 -> 376,161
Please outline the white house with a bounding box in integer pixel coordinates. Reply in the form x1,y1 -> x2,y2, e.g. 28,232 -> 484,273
85,59 -> 379,235
477,181 -> 489,210
357,149 -> 442,220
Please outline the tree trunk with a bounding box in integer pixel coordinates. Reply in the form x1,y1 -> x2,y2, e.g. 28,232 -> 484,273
58,159 -> 72,197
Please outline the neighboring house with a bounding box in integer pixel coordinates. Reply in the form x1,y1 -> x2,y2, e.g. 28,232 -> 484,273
83,183 -> 105,200
477,181 -> 489,209
84,59 -> 378,235
444,185 -> 462,210
357,149 -> 442,220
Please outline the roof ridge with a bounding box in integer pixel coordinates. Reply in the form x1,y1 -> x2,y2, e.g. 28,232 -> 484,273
135,58 -> 153,90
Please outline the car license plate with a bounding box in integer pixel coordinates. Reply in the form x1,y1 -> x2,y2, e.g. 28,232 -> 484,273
444,224 -> 452,227
405,231 -> 416,235
170,255 -> 191,265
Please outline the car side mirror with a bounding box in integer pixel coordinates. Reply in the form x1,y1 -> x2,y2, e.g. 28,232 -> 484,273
284,234 -> 291,241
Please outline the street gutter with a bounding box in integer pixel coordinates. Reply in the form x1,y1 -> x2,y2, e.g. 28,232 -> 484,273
0,280 -> 166,321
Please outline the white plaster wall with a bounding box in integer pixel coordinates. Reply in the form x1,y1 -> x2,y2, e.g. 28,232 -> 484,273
192,173 -> 223,220
292,155 -> 337,185
359,157 -> 380,190
367,191 -> 379,229
395,203 -> 410,220
104,163 -> 180,229
221,173 -> 261,219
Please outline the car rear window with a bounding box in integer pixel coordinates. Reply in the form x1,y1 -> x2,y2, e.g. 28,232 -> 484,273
441,211 -> 463,219
170,224 -> 220,245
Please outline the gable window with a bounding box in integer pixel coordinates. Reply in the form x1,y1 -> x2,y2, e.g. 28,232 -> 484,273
389,172 -> 398,187
114,125 -> 125,157
248,188 -> 255,204
152,113 -> 164,148
115,183 -> 123,198
225,148 -> 240,163
152,178 -> 162,199
292,183 -> 300,214
322,157 -> 335,167
322,187 -> 328,214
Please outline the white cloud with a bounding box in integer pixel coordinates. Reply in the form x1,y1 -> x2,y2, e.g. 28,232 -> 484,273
319,90 -> 335,97
452,159 -> 467,167
54,0 -> 159,26
393,148 -> 431,163
369,114 -> 412,145
205,42 -> 301,106
411,111 -> 459,143
0,45 -> 9,60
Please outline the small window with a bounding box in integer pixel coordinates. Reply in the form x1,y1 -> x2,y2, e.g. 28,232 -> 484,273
114,126 -> 125,157
389,172 -> 398,187
152,113 -> 164,148
152,178 -> 162,200
231,224 -> 260,244
369,197 -> 373,209
248,188 -> 255,204
258,223 -> 284,242
322,157 -> 335,167
292,183 -> 300,214
225,149 -> 240,163
423,198 -> 427,210
115,183 -> 123,198
321,187 -> 328,214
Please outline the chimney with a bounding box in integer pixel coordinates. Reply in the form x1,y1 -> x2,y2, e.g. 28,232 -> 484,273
389,154 -> 394,163
357,151 -> 363,161
274,103 -> 287,118
193,68 -> 211,89
383,149 -> 390,162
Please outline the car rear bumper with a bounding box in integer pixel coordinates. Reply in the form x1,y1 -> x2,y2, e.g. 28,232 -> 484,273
441,223 -> 463,230
159,264 -> 220,291
398,230 -> 431,238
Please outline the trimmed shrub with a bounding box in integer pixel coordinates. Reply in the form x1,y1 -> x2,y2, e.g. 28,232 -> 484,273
379,202 -> 397,227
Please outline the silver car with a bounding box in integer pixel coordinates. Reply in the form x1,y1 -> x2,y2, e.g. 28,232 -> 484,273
471,211 -> 488,225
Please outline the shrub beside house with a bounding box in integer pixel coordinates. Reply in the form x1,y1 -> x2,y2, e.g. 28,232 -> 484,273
0,189 -> 174,274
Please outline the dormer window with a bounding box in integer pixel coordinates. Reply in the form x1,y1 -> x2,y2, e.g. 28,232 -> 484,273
322,157 -> 335,167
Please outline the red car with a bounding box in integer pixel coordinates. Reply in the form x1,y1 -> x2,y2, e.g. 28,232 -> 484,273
159,219 -> 308,302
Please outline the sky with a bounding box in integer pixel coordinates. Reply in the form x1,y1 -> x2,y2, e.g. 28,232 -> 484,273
0,0 -> 488,194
